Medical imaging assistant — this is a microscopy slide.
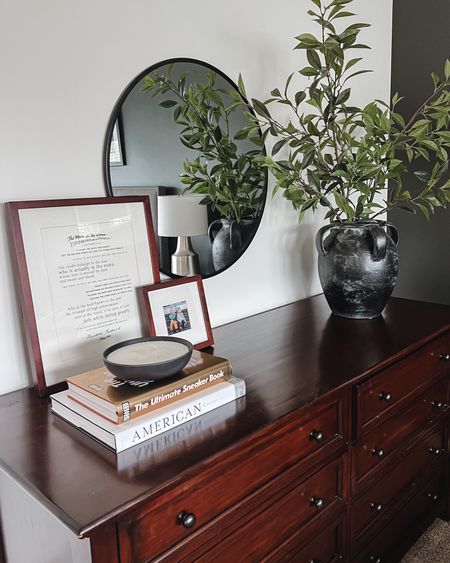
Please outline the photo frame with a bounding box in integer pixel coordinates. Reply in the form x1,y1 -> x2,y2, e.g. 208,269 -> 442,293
109,119 -> 125,166
141,275 -> 213,349
6,196 -> 161,396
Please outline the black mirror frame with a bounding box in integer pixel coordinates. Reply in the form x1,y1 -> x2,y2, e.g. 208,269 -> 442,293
103,57 -> 268,278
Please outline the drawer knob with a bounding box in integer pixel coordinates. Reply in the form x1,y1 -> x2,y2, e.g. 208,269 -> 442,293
429,447 -> 443,456
432,400 -> 444,409
371,447 -> 385,459
310,496 -> 325,510
426,492 -> 439,502
379,392 -> 392,402
177,510 -> 196,529
370,558 -> 383,563
370,502 -> 383,513
310,560 -> 322,563
309,429 -> 325,443
439,353 -> 450,361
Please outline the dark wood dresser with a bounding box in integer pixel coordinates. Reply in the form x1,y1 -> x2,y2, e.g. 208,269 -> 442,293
0,295 -> 449,562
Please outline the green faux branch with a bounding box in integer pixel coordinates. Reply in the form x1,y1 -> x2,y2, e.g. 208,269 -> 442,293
237,0 -> 450,223
142,66 -> 265,223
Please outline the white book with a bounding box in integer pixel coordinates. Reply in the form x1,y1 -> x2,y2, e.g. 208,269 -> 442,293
51,376 -> 246,453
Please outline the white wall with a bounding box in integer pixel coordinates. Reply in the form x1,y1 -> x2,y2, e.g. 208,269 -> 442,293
0,0 -> 393,394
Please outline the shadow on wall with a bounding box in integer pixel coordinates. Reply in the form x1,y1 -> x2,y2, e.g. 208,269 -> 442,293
279,221 -> 318,297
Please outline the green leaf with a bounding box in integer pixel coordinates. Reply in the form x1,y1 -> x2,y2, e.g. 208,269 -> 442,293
344,69 -> 373,82
397,205 -> 415,213
307,169 -> 320,189
284,72 -> 294,97
295,91 -> 306,106
324,153 -> 334,166
342,22 -> 371,32
307,120 -> 320,136
238,73 -> 247,98
432,72 -> 441,89
300,66 -> 320,77
252,99 -> 271,119
336,88 -> 351,104
307,50 -> 321,70
417,203 -> 430,220
355,197 -> 364,217
295,33 -> 320,44
409,119 -> 430,137
159,100 -> 178,108
271,139 -> 286,156
437,131 -> 450,143
333,11 -> 356,19
445,59 -> 450,81
300,198 -> 317,212
334,191 -> 354,219
302,150 -> 316,169
345,57 -> 362,71
295,33 -> 321,49
414,170 -> 430,182
421,139 -> 439,152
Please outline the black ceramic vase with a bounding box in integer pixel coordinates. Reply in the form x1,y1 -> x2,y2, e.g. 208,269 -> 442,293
315,221 -> 399,319
208,219 -> 255,272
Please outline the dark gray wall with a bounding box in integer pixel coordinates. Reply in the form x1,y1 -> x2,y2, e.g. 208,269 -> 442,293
389,0 -> 450,305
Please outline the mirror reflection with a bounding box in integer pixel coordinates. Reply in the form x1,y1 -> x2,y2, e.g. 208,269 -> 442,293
104,59 -> 266,278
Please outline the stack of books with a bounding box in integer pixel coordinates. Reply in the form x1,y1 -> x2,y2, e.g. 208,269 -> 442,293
50,350 -> 245,453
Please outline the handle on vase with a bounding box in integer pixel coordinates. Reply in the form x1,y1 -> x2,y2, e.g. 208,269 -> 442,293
385,222 -> 399,247
369,225 -> 388,261
315,224 -> 334,257
208,220 -> 222,243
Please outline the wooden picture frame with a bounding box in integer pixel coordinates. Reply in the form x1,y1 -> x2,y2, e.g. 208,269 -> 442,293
6,196 -> 161,396
141,275 -> 213,350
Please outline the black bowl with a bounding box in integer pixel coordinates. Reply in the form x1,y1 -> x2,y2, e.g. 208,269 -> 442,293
103,336 -> 193,382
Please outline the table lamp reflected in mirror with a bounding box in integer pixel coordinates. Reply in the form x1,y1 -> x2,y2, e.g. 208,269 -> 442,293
157,195 -> 208,276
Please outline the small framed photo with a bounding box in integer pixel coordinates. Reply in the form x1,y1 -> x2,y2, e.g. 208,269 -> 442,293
141,275 -> 213,349
6,196 -> 160,396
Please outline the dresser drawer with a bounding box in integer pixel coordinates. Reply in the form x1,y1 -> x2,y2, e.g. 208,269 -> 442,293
355,331 -> 450,436
187,454 -> 346,563
353,469 -> 446,562
118,396 -> 346,562
352,378 -> 448,493
351,423 -> 446,553
267,513 -> 346,563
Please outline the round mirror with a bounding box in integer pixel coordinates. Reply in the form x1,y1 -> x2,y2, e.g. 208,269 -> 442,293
104,58 -> 267,279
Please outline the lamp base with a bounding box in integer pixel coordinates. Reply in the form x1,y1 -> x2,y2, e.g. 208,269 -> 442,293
171,236 -> 200,276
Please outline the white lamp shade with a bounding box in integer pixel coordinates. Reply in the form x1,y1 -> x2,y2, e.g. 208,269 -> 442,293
157,195 -> 208,237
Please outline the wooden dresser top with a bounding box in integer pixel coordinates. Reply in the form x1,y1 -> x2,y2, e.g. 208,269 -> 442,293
0,295 -> 448,537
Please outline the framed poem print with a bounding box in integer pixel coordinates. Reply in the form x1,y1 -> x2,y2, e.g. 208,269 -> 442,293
6,196 -> 161,396
141,275 -> 214,350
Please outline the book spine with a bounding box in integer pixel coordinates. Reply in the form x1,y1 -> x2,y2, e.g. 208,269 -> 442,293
68,394 -> 117,424
115,377 -> 245,453
119,362 -> 232,423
